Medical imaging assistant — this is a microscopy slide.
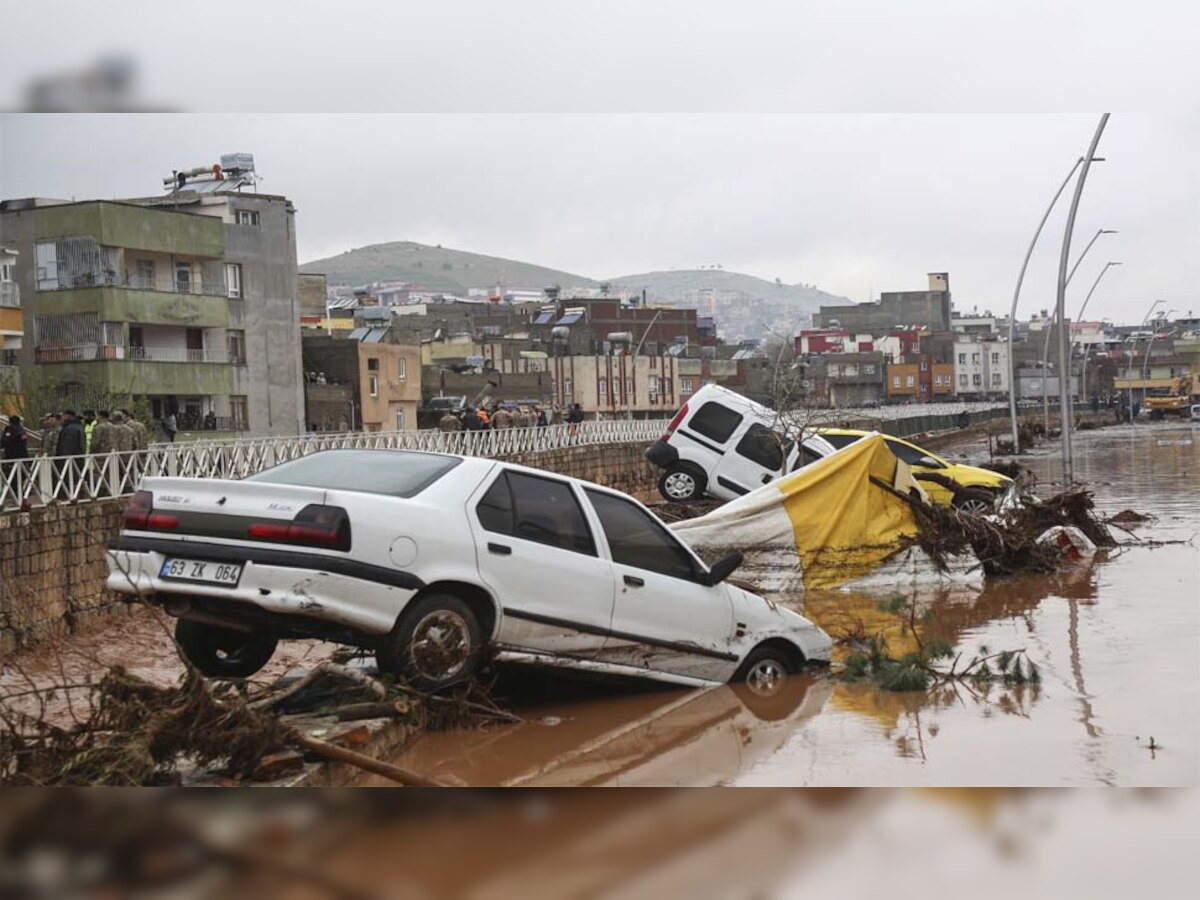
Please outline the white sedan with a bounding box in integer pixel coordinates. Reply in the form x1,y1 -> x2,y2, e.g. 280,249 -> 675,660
106,450 -> 831,693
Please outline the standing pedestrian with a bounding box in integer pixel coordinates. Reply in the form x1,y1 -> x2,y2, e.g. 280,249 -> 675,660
163,410 -> 178,443
81,410 -> 97,454
2,414 -> 29,460
90,410 -> 118,456
40,412 -> 62,458
56,410 -> 85,458
462,407 -> 485,431
491,406 -> 513,430
438,411 -> 463,432
567,402 -> 584,437
535,407 -> 547,427
121,408 -> 149,450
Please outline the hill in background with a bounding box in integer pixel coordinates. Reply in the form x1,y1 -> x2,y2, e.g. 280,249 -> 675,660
608,269 -> 850,342
300,241 -> 596,294
300,242 -> 853,341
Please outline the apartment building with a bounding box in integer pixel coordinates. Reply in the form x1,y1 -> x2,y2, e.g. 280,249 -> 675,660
0,246 -> 21,412
953,338 -> 1010,399
0,160 -> 305,437
302,334 -> 421,432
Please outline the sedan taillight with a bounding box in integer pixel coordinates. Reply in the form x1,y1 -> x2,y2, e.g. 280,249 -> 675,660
247,504 -> 351,551
122,491 -> 179,531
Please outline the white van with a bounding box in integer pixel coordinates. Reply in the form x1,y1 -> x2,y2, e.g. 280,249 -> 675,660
645,385 -> 838,502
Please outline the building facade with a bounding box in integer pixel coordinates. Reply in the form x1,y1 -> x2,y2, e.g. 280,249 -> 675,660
302,334 -> 421,432
953,338 -> 1010,399
0,245 -> 21,410
0,193 -> 304,437
814,273 -> 952,333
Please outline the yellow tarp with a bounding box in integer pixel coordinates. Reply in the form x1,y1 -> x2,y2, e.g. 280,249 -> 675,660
779,433 -> 921,588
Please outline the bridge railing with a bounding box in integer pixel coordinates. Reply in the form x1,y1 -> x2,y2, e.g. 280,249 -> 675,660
0,420 -> 669,510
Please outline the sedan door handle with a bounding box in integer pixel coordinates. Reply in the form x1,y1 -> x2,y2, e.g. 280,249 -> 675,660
488,542 -> 512,556
623,574 -> 645,587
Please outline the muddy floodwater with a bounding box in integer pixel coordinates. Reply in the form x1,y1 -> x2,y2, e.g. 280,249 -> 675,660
380,422 -> 1200,786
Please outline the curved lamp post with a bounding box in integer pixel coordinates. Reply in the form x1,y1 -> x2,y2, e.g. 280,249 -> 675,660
1054,114 -> 1111,484
1006,156 -> 1084,450
1127,299 -> 1164,426
1074,261 -> 1122,411
1042,228 -> 1117,434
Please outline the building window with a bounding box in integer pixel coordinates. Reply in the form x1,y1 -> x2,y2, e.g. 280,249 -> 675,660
919,359 -> 928,371
175,262 -> 192,293
395,409 -> 405,431
991,352 -> 1000,365
227,330 -> 246,365
958,353 -> 966,364
906,375 -> 914,387
397,357 -> 406,380
0,264 -> 11,282
681,378 -> 694,394
369,374 -> 378,397
663,377 -> 672,396
625,377 -> 634,395
367,357 -> 379,372
599,377 -> 607,396
225,263 -> 242,298
892,375 -> 901,388
862,364 -> 875,374
972,352 -> 980,364
563,377 -> 572,398
973,373 -> 982,386
235,210 -> 260,227
992,373 -> 1002,386
230,395 -> 249,431
959,374 -> 968,387
134,259 -> 155,289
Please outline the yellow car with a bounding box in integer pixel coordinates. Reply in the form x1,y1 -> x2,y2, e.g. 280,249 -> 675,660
814,428 -> 1013,513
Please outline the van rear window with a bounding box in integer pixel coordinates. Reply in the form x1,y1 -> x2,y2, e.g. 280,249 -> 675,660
688,402 -> 743,443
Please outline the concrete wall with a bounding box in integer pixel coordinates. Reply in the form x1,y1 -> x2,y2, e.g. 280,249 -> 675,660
0,441 -> 659,659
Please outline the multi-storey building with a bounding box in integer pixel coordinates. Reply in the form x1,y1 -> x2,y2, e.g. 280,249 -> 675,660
0,245 -> 21,412
302,334 -> 421,433
0,179 -> 304,437
953,337 -> 1010,399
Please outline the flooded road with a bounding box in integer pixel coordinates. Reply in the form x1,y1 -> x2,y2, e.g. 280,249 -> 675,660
381,422 -> 1199,786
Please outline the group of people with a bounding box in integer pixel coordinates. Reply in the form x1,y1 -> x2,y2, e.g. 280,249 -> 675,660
437,402 -> 587,434
1,408 -> 153,462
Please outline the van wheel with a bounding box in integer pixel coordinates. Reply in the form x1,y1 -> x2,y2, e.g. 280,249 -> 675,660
175,619 -> 278,679
659,465 -> 706,502
379,593 -> 483,692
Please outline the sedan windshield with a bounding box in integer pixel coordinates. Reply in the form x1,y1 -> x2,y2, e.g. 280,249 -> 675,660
247,450 -> 462,498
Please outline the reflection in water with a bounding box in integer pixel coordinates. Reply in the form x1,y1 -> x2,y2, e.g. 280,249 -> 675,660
387,424 -> 1199,786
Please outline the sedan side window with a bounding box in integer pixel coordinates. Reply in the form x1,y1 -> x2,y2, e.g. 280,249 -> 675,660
585,489 -> 700,582
885,439 -> 944,469
478,471 -> 597,556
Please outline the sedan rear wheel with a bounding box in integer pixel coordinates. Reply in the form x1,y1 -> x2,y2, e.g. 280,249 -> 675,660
380,593 -> 483,692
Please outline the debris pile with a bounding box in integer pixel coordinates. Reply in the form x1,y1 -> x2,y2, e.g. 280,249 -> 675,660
902,486 -> 1115,576
0,655 -> 514,786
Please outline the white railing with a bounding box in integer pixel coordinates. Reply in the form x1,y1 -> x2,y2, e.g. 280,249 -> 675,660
0,421 -> 668,510
34,345 -> 228,364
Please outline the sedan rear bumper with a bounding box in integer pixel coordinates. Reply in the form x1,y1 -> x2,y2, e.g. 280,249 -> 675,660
107,536 -> 421,636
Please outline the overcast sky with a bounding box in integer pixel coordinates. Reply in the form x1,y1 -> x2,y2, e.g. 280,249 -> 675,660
4,113 -> 1195,322
1,2 -> 1197,324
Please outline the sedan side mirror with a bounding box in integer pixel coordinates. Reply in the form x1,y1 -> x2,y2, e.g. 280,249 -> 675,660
704,551 -> 744,586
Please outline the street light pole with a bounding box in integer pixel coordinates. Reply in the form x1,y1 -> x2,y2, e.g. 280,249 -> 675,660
1041,228 -> 1116,434
1054,113 -> 1110,484
1007,156 -> 1084,452
1127,299 -> 1163,427
1070,261 -> 1122,420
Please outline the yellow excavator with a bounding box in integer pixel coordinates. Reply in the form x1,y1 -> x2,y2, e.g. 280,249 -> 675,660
1145,373 -> 1196,419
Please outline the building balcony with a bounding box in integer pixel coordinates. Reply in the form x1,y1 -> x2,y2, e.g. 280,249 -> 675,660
35,345 -> 229,364
31,353 -> 234,396
0,283 -> 19,308
30,285 -> 229,329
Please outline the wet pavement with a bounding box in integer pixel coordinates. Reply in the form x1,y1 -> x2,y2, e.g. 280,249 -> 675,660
379,421 -> 1199,786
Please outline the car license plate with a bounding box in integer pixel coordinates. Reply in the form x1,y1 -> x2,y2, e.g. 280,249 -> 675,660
160,557 -> 243,587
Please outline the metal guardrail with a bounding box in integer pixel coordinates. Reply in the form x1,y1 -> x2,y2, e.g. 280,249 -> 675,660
0,420 -> 670,510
